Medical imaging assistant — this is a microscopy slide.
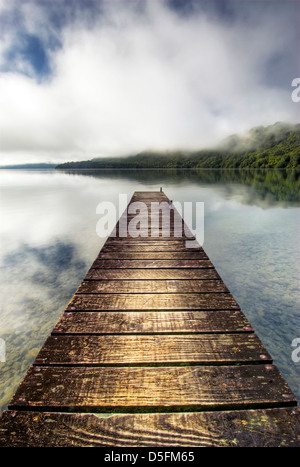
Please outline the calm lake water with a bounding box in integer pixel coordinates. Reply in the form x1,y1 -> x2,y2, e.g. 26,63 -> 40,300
0,168 -> 299,413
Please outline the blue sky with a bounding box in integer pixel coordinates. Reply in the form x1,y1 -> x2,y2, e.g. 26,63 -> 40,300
0,0 -> 299,164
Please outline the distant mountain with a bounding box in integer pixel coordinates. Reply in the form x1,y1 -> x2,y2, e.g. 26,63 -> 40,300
0,163 -> 56,169
56,122 -> 300,170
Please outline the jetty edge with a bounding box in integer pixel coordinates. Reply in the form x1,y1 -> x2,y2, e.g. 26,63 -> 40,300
0,190 -> 299,447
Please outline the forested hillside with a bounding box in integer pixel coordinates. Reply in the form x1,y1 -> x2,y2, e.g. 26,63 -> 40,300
56,122 -> 300,170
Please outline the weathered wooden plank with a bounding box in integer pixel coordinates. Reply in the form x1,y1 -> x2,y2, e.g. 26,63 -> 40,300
105,236 -> 196,242
8,365 -> 297,412
51,311 -> 253,335
115,219 -> 188,225
130,191 -> 167,196
107,238 -> 198,244
126,200 -> 171,206
117,209 -> 181,217
91,259 -> 214,269
113,220 -> 193,236
102,244 -> 203,252
117,212 -> 184,220
125,207 -> 181,215
97,252 -> 209,260
106,231 -> 199,239
84,268 -> 221,280
1,408 -> 299,447
66,293 -> 238,311
130,192 -> 168,199
116,225 -> 187,232
33,334 -> 272,366
124,209 -> 182,213
76,279 -> 229,294
105,238 -> 192,244
116,225 -> 187,233
111,232 -> 193,239
115,215 -> 194,235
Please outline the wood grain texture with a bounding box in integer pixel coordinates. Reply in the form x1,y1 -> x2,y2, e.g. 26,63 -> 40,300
91,259 -> 214,269
92,259 -> 214,269
103,242 -> 200,250
109,233 -> 196,240
84,268 -> 221,280
8,365 -> 296,413
108,233 -> 197,240
66,293 -> 239,311
76,279 -> 229,294
1,408 -> 299,447
33,333 -> 271,366
105,235 -> 200,248
51,310 -> 253,335
97,251 -> 209,259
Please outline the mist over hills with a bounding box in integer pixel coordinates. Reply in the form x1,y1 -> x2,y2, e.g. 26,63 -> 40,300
215,121 -> 299,153
56,122 -> 300,170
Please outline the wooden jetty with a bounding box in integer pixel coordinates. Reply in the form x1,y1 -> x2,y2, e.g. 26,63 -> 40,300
0,191 -> 299,447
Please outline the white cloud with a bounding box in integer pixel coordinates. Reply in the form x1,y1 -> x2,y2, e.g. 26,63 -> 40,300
0,1 -> 299,164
